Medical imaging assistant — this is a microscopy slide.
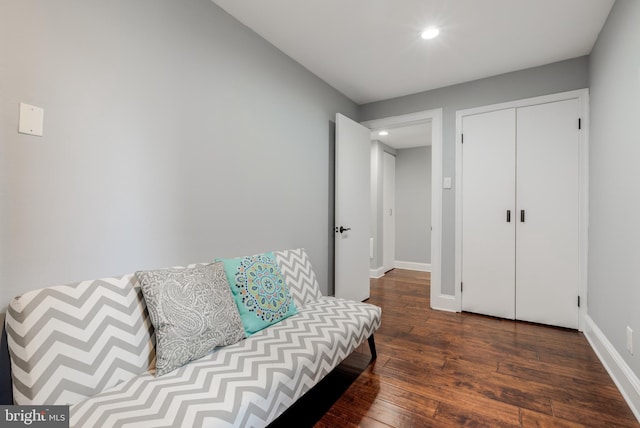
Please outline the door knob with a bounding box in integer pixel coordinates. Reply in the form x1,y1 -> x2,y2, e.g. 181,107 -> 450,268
338,226 -> 351,233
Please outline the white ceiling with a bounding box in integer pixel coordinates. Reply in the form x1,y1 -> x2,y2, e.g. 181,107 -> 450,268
212,0 -> 614,104
371,122 -> 432,150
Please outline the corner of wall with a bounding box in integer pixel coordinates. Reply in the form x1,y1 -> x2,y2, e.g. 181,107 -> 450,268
370,267 -> 385,279
584,315 -> 640,422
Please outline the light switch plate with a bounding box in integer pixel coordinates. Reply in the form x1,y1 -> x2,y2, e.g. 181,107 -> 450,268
18,103 -> 44,137
443,177 -> 452,189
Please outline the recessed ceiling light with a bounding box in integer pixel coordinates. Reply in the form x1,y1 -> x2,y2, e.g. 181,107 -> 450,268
378,130 -> 389,136
421,27 -> 440,40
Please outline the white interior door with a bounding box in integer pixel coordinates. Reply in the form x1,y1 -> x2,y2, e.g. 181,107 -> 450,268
335,113 -> 371,301
515,99 -> 580,329
382,152 -> 396,272
461,109 -> 516,319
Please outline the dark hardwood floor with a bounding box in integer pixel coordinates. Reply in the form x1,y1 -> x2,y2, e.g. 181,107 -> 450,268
272,269 -> 639,427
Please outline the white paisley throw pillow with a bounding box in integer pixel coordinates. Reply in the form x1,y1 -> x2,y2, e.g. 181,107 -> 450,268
136,262 -> 245,376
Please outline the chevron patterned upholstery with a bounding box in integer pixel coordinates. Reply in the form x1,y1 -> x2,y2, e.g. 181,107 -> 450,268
69,297 -> 380,428
274,248 -> 323,307
6,274 -> 156,406
5,251 -> 381,427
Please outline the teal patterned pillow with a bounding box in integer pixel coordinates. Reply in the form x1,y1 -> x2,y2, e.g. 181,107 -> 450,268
218,252 -> 298,336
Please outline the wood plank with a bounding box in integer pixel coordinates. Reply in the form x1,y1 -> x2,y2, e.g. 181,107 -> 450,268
551,399 -> 638,427
374,361 -> 523,424
441,357 -> 554,415
551,395 -> 639,426
433,402 -> 521,427
520,408 -> 586,428
497,359 -> 624,392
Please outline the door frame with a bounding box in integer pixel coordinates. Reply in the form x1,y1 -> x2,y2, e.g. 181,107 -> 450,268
382,151 -> 396,273
361,108 -> 448,311
454,88 -> 590,330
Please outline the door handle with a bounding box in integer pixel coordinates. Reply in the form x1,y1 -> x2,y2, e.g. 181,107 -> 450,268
337,226 -> 351,233
506,210 -> 511,223
520,210 -> 525,223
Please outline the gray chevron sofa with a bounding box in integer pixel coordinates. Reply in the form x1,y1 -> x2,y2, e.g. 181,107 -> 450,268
4,248 -> 381,427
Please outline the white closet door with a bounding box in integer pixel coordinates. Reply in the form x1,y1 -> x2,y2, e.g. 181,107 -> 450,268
515,100 -> 580,329
461,109 -> 516,319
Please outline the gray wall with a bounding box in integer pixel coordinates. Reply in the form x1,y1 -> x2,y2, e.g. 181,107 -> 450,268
395,146 -> 431,264
0,0 -> 357,314
369,141 -> 396,270
360,57 -> 589,294
588,0 -> 640,377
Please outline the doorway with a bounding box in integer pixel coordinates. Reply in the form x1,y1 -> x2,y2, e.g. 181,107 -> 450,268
371,124 -> 431,275
361,108 -> 449,311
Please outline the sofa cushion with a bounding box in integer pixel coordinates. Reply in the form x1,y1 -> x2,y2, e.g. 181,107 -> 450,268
136,263 -> 245,376
69,297 -> 382,428
274,248 -> 323,306
219,252 -> 297,336
5,274 -> 155,405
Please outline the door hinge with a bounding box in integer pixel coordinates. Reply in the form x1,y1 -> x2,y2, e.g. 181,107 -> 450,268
578,118 -> 581,130
578,296 -> 581,307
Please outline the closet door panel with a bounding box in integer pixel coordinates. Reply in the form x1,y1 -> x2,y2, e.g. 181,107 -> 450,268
515,99 -> 580,329
461,109 -> 516,319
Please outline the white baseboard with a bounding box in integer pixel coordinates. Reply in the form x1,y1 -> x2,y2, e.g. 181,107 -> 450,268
369,267 -> 386,279
584,315 -> 640,422
370,262 -> 431,278
431,294 -> 458,312
394,261 -> 431,272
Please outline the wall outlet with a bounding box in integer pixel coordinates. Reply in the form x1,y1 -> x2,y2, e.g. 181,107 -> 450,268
626,326 -> 633,355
